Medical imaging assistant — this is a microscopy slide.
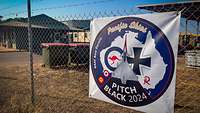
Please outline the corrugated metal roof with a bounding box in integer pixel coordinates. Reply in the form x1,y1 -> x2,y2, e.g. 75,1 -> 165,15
30,14 -> 71,30
0,14 -> 85,31
0,21 -> 48,28
62,21 -> 84,31
62,20 -> 90,31
137,1 -> 200,21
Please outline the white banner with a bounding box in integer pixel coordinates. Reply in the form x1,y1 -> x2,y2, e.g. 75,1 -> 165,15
89,12 -> 180,113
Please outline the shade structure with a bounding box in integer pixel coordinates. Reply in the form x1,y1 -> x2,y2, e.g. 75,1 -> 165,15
137,1 -> 200,21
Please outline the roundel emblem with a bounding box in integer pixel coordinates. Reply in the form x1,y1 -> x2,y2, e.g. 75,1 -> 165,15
90,17 -> 175,107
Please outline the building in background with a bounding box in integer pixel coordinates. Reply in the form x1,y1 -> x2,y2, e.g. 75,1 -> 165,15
0,14 -> 86,54
62,20 -> 90,43
179,32 -> 200,49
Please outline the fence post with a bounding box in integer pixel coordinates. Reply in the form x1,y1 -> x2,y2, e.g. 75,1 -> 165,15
27,0 -> 35,105
196,21 -> 199,46
185,19 -> 188,46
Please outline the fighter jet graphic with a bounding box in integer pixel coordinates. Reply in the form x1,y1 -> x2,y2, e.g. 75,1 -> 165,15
112,33 -> 138,84
112,31 -> 151,84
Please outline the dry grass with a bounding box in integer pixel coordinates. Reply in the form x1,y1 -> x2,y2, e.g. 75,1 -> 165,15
0,56 -> 199,113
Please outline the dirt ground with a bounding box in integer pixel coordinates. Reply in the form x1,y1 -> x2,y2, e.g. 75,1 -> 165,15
0,51 -> 199,113
0,47 -> 16,52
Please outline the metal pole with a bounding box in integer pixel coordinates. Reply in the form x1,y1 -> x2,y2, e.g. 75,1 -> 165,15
185,19 -> 188,46
2,32 -> 4,47
27,0 -> 35,105
197,21 -> 199,47
197,21 -> 199,35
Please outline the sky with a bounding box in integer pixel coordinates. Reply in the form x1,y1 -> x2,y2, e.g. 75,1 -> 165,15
0,0 -> 198,33
0,0 -> 177,19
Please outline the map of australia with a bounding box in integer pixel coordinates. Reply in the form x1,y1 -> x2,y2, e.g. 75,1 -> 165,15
100,30 -> 167,90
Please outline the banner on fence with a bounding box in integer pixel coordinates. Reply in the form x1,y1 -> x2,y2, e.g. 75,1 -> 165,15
89,12 -> 180,113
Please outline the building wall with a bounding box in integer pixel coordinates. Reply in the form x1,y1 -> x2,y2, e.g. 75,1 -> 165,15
0,26 -> 16,48
0,26 -> 65,54
179,33 -> 200,47
67,31 -> 90,43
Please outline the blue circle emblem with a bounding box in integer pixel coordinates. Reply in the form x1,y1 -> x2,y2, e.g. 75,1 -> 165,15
91,17 -> 174,107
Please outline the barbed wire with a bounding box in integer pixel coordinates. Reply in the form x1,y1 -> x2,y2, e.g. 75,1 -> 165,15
0,0 -> 46,12
1,0 -> 118,17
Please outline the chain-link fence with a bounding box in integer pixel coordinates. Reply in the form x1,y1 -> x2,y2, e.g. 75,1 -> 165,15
0,1 -> 199,113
